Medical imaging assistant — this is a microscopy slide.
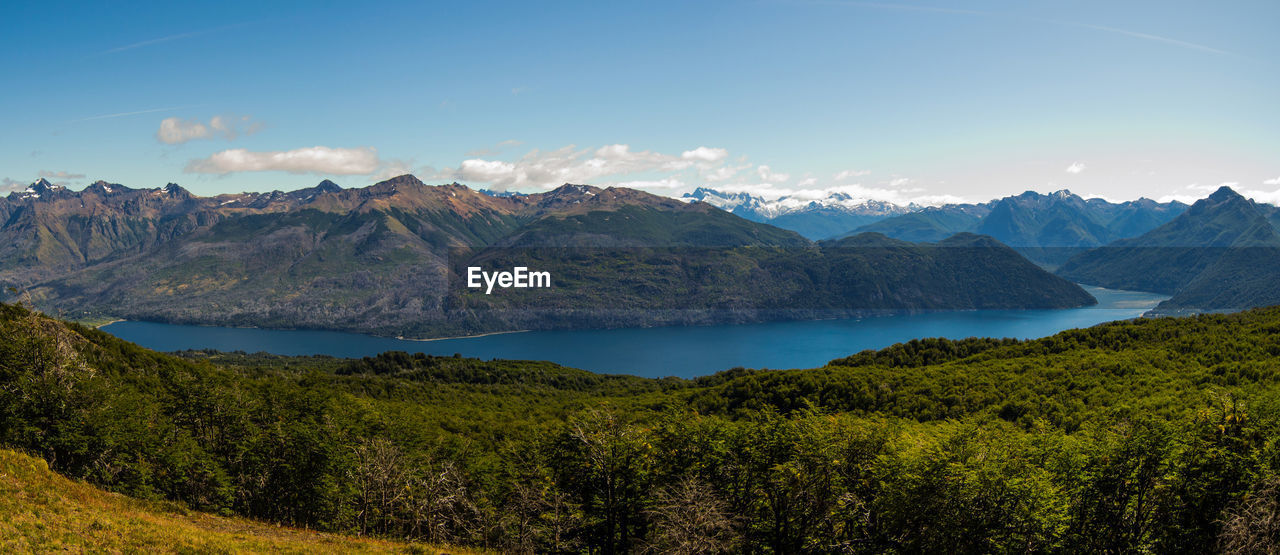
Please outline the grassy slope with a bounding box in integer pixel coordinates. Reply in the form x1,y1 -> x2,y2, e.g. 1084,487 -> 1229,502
0,448 -> 474,554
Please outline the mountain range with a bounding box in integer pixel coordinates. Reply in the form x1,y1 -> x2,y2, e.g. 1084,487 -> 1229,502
1057,186 -> 1280,313
681,187 -> 911,240
849,190 -> 1189,264
682,187 -> 1190,265
0,176 -> 1092,337
678,183 -> 1280,313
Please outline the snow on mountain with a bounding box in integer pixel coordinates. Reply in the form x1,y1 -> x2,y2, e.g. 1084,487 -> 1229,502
681,187 -> 911,220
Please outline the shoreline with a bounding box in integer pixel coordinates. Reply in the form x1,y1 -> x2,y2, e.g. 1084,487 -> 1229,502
90,316 -> 529,342
398,329 -> 531,342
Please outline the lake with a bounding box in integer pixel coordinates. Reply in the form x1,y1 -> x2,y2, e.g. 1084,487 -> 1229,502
101,286 -> 1167,378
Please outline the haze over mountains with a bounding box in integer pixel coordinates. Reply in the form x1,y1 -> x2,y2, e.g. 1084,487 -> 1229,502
0,176 -> 1092,337
682,187 -> 1190,265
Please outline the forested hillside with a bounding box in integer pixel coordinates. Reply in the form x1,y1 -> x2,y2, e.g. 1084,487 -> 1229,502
5,301 -> 1280,552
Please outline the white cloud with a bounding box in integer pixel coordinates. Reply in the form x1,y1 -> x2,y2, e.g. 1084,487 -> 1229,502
441,143 -> 731,191
456,159 -> 518,182
157,115 -> 261,144
1157,181 -> 1251,204
440,141 -> 970,205
834,169 -> 871,181
1,177 -> 27,192
1157,182 -> 1222,204
614,178 -> 686,190
185,146 -> 380,175
1065,162 -> 1086,174
38,170 -> 85,180
1241,188 -> 1280,205
370,158 -> 418,182
681,147 -> 728,163
158,118 -> 210,143
756,165 -> 790,183
1264,176 -> 1280,186
703,164 -> 749,182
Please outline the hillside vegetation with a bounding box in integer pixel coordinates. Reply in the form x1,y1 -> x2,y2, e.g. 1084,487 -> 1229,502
7,301 -> 1280,551
0,448 -> 467,553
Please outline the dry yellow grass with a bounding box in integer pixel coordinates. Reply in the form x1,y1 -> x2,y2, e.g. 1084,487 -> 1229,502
0,449 -> 480,554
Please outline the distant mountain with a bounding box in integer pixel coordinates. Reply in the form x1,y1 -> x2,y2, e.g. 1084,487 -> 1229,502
813,232 -> 1096,309
458,230 -> 1096,333
1057,186 -> 1280,312
849,190 -> 1187,264
0,177 -> 357,284
850,203 -> 994,243
1,176 -> 1092,337
478,188 -> 527,198
681,187 -> 910,239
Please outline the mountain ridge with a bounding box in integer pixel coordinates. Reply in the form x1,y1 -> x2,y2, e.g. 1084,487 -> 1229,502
682,186 -> 912,239
0,175 -> 1094,338
849,189 -> 1188,264
1057,186 -> 1280,311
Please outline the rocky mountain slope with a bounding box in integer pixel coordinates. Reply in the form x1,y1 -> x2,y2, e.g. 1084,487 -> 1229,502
2,176 -> 1095,337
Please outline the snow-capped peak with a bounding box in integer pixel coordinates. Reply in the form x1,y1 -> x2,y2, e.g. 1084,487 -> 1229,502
683,187 -> 909,219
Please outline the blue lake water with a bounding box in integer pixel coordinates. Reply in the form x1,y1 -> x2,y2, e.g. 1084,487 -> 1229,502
101,286 -> 1167,378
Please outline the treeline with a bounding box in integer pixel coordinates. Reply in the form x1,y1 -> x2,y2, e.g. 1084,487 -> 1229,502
5,301 -> 1280,551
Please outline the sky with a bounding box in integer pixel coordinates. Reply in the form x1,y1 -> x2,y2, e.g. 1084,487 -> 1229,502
2,0 -> 1278,205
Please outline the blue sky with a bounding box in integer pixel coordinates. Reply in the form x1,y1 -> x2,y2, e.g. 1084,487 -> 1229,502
2,0 -> 1277,205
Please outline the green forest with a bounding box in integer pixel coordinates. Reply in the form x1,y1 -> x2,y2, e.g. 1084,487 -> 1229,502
4,300 -> 1280,552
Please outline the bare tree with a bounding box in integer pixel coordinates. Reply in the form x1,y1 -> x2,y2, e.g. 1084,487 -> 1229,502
498,478 -> 583,554
403,458 -> 480,545
644,476 -> 738,555
1221,478 -> 1280,555
348,438 -> 410,536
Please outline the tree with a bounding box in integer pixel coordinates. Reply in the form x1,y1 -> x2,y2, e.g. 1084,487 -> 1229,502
556,407 -> 651,554
1220,477 -> 1280,554
348,438 -> 410,536
644,476 -> 737,554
